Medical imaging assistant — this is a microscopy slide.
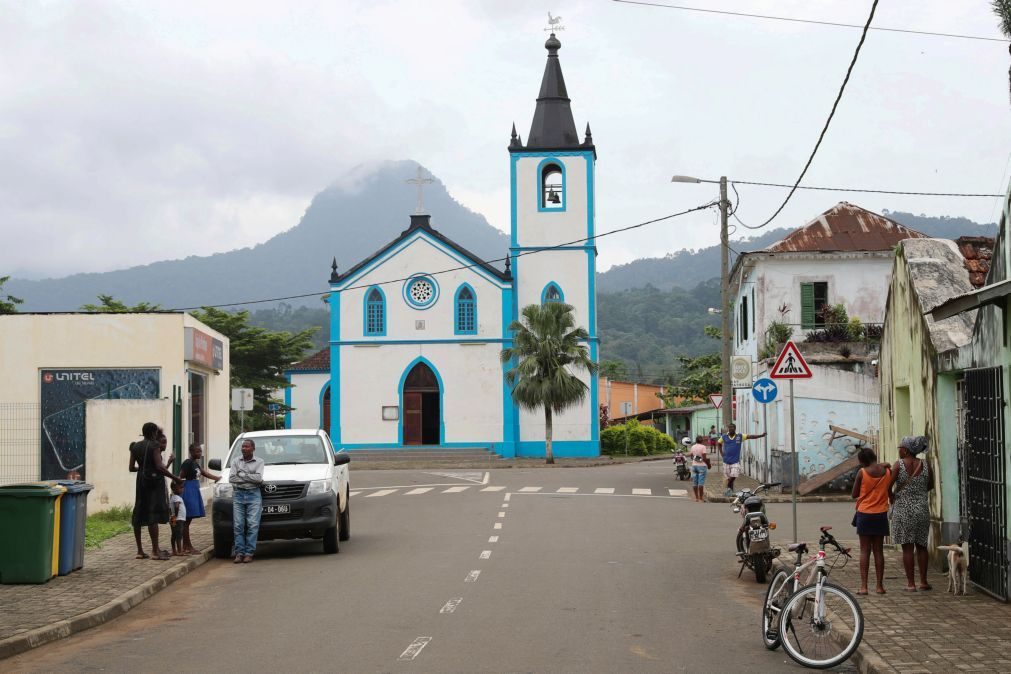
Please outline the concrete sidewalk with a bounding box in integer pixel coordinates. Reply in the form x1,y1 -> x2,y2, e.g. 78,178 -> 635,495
773,541 -> 1011,673
0,517 -> 214,660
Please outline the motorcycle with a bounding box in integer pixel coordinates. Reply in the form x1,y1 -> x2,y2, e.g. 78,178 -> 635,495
673,437 -> 691,481
731,482 -> 782,583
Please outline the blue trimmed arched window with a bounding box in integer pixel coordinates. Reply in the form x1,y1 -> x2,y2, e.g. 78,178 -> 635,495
364,286 -> 386,336
541,282 -> 564,304
454,284 -> 477,335
538,158 -> 565,212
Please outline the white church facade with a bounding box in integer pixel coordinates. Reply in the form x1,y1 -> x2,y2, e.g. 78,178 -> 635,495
286,33 -> 599,458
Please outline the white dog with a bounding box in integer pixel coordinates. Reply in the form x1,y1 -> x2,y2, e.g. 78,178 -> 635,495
936,541 -> 969,596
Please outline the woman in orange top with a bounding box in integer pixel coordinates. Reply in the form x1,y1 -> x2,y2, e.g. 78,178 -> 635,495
850,447 -> 892,595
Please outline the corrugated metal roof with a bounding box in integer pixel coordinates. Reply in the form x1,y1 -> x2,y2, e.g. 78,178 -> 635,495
764,202 -> 928,253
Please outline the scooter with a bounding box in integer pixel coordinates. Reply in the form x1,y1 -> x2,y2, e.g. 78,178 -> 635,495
731,482 -> 782,583
673,437 -> 691,481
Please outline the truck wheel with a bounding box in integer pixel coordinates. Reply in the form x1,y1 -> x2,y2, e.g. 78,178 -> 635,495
338,496 -> 351,542
323,523 -> 340,554
213,533 -> 233,559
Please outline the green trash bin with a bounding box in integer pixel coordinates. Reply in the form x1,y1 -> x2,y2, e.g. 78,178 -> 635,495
0,484 -> 66,584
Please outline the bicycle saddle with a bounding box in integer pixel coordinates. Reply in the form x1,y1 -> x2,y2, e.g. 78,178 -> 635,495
787,542 -> 808,553
819,526 -> 833,533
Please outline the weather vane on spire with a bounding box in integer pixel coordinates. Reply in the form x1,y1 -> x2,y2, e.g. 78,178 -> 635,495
545,11 -> 564,32
406,165 -> 434,215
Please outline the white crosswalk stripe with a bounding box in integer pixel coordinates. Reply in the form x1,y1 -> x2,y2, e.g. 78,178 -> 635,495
594,488 -> 615,494
518,486 -> 542,492
366,489 -> 397,498
480,486 -> 506,492
669,489 -> 688,497
349,491 -> 363,497
405,487 -> 433,495
442,486 -> 471,493
631,488 -> 652,496
556,487 -> 579,493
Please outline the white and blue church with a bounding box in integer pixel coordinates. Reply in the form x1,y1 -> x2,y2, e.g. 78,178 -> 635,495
285,33 -> 599,458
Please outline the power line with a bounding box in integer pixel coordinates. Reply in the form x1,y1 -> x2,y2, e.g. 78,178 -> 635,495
730,180 -> 1004,198
611,0 -> 1007,43
734,0 -> 879,231
170,201 -> 719,311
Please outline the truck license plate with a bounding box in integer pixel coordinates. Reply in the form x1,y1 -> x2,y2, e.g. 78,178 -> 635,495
749,528 -> 768,541
262,504 -> 290,515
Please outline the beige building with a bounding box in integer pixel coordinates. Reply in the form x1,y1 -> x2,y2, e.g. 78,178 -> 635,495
0,312 -> 230,511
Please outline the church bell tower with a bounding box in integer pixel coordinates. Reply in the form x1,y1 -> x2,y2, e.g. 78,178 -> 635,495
508,31 -> 599,453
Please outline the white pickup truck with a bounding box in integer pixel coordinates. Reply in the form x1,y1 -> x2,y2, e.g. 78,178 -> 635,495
208,429 -> 351,557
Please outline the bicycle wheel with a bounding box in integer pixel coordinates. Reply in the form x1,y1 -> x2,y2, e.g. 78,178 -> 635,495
761,569 -> 791,650
778,582 -> 863,669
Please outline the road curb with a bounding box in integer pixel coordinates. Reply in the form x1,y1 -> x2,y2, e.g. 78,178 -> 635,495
706,495 -> 852,504
0,549 -> 213,661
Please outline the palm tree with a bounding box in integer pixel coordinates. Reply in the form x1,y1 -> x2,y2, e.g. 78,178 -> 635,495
500,302 -> 598,464
996,1 -> 1011,101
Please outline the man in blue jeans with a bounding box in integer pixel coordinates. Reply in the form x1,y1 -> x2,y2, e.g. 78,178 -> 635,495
230,438 -> 265,564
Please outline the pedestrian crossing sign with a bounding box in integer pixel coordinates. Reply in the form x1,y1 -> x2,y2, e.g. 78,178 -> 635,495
769,341 -> 812,379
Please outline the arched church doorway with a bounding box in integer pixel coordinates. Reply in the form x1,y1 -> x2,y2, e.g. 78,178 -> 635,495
403,362 -> 440,445
321,385 -> 331,433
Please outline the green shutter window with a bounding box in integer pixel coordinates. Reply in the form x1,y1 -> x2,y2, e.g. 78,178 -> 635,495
800,282 -> 816,329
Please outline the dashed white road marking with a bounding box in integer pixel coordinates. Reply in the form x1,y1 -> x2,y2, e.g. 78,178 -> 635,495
366,489 -> 397,498
405,487 -> 433,495
488,536 -> 499,543
501,503 -> 509,508
668,489 -> 688,497
440,598 -> 463,614
504,492 -> 511,502
594,488 -> 615,494
518,487 -> 542,492
427,471 -> 486,484
349,491 -> 362,497
481,486 -> 506,492
632,488 -> 652,496
497,511 -> 506,518
465,570 -> 481,582
442,486 -> 470,493
494,523 -> 502,530
556,487 -> 579,493
399,637 -> 432,661
479,550 -> 492,559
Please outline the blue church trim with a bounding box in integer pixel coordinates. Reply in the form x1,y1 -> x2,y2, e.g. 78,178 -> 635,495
284,373 -> 292,429
330,291 -> 342,445
318,379 -> 331,431
501,285 -> 517,458
397,356 -> 446,446
403,274 -> 439,310
541,282 -> 564,304
536,157 -> 566,212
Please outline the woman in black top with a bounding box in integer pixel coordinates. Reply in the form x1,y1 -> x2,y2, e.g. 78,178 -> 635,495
178,443 -> 220,554
129,423 -> 181,560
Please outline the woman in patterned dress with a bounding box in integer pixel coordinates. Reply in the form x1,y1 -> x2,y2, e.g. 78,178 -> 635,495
889,435 -> 934,591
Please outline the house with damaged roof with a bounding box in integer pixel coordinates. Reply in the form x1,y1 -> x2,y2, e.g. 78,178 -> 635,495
882,190 -> 1009,601
729,202 -> 929,487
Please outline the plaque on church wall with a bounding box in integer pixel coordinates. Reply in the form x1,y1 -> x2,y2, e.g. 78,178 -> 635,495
382,406 -> 399,420
415,320 -> 425,330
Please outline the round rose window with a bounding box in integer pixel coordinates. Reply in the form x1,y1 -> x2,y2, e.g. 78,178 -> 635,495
404,276 -> 439,309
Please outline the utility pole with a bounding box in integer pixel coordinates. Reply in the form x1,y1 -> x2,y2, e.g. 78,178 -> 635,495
719,176 -> 732,431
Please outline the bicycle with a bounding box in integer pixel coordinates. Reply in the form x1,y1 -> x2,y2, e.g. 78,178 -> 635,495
760,526 -> 863,669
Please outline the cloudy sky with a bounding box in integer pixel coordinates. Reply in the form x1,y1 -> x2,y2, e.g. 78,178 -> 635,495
2,1 -> 1009,280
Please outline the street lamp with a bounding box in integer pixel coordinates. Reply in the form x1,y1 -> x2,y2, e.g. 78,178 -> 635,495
672,173 -> 732,431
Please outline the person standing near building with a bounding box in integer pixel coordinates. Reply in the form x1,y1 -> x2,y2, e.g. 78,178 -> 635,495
890,435 -> 933,591
130,422 -> 181,561
178,443 -> 219,554
230,438 -> 265,564
717,424 -> 766,496
689,435 -> 711,502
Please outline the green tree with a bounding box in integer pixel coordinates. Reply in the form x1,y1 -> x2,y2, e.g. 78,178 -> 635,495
500,303 -> 597,464
80,295 -> 163,312
192,307 -> 318,437
0,276 -> 24,314
599,360 -> 628,380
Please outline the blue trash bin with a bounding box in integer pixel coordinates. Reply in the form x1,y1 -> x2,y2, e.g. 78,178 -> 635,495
46,481 -> 94,575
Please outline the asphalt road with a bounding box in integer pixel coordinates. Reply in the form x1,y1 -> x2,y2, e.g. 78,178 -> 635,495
7,461 -> 857,673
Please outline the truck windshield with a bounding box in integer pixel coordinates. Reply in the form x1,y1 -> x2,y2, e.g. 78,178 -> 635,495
225,436 -> 327,467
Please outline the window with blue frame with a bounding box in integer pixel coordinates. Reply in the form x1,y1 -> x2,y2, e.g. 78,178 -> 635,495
539,160 -> 564,211
542,283 -> 564,304
365,287 -> 385,335
455,285 -> 476,334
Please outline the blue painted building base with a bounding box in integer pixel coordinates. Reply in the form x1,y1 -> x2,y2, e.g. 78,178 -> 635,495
337,440 -> 599,459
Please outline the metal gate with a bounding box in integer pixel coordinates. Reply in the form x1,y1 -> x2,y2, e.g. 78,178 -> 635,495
963,367 -> 1009,601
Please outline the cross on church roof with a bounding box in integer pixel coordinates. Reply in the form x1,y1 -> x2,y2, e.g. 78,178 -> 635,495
406,166 -> 434,215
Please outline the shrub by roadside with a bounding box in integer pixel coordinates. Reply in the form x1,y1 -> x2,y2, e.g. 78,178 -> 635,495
601,419 -> 676,456
85,505 -> 133,549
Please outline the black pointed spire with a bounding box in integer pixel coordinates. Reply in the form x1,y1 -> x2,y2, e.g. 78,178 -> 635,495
583,123 -> 593,145
526,33 -> 580,149
504,252 -> 512,277
510,122 -> 520,148
329,257 -> 339,283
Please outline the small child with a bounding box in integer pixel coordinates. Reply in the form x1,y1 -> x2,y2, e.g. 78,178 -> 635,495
169,481 -> 187,556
